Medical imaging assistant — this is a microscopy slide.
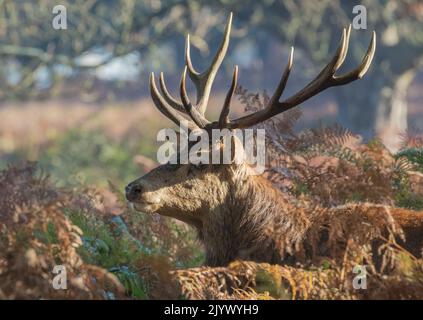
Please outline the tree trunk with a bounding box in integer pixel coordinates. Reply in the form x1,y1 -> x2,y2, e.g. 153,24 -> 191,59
375,69 -> 416,152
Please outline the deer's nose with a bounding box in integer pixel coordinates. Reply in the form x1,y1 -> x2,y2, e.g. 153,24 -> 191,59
125,184 -> 143,202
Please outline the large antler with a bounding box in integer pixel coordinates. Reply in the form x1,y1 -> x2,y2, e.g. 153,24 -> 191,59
149,13 -> 376,132
229,26 -> 376,129
150,13 -> 233,131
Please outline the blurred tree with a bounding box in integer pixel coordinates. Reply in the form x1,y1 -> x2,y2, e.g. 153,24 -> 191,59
0,0 -> 214,100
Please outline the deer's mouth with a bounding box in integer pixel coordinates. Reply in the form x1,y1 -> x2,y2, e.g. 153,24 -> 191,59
125,183 -> 162,213
130,200 -> 161,214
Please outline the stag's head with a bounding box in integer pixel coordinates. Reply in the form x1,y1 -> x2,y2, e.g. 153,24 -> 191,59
125,13 -> 376,228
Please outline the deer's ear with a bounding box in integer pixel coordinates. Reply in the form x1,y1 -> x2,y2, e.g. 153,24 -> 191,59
230,135 -> 236,162
230,135 -> 245,164
211,132 -> 245,164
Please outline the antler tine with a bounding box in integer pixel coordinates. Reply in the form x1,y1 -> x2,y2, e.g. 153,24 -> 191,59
218,65 -> 238,129
332,31 -> 376,85
299,26 -> 349,93
336,25 -> 352,69
180,66 -> 211,128
230,28 -> 376,129
185,34 -> 200,78
268,47 -> 294,107
150,72 -> 199,132
159,72 -> 185,112
185,12 -> 233,115
227,47 -> 295,128
281,27 -> 374,106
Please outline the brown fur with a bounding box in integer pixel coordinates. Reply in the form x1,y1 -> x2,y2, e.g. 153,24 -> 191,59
126,158 -> 423,266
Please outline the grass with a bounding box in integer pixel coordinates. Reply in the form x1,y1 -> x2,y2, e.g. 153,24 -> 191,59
396,147 -> 423,173
62,204 -> 203,298
394,147 -> 423,210
0,101 -> 162,188
66,210 -> 149,298
38,129 -> 142,187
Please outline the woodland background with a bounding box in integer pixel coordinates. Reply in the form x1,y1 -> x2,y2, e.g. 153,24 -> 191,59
0,0 -> 422,299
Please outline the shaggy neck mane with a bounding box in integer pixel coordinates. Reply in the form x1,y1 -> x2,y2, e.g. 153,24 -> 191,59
201,171 -> 298,266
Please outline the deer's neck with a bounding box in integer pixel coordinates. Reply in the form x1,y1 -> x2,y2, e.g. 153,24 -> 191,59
202,173 -> 294,266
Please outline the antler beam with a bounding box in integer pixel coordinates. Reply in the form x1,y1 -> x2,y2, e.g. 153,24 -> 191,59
148,13 -> 376,133
229,26 -> 376,129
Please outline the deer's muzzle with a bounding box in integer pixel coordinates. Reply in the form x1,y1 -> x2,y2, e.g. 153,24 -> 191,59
125,183 -> 143,202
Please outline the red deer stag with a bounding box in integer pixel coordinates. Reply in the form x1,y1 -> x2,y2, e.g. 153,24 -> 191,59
126,13 -> 423,266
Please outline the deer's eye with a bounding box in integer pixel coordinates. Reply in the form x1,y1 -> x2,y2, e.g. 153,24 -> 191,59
193,163 -> 208,170
183,183 -> 193,190
165,163 -> 181,172
187,163 -> 207,175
